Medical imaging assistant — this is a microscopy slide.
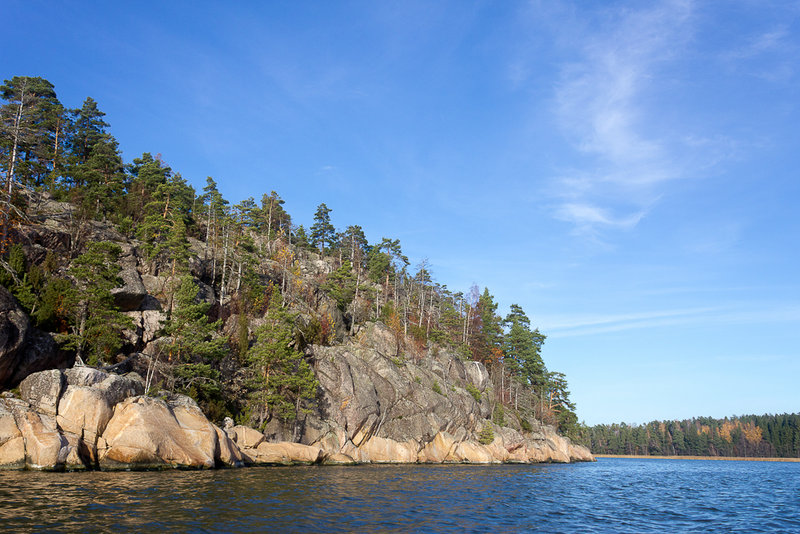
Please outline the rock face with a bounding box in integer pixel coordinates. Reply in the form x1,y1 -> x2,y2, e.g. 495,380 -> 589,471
0,287 -> 65,390
295,322 -> 593,465
0,287 -> 29,388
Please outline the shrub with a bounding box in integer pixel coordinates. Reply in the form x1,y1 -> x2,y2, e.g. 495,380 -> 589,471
492,404 -> 505,426
466,383 -> 481,403
479,423 -> 495,445
432,381 -> 442,395
520,418 -> 533,433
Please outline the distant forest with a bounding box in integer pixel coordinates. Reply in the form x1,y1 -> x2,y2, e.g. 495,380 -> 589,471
577,414 -> 800,458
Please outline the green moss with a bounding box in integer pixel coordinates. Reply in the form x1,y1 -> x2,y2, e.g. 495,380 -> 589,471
432,381 -> 442,395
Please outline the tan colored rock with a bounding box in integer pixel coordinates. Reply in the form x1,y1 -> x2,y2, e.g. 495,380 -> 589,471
504,443 -> 530,463
323,452 -> 357,465
57,386 -> 113,446
229,425 -> 266,449
14,408 -> 69,470
0,435 -> 25,468
62,432 -> 90,470
449,441 -> 497,464
213,425 -> 244,467
569,443 -> 594,462
527,439 -> 570,463
141,310 -> 166,344
98,396 -> 215,469
243,441 -> 323,465
64,367 -> 107,387
418,431 -> 457,463
485,438 -> 510,463
310,427 -> 348,457
358,436 -> 418,463
0,400 -> 24,468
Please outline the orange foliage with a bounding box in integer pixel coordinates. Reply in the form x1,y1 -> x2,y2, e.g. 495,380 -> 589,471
719,421 -> 735,443
486,346 -> 504,365
742,422 -> 763,445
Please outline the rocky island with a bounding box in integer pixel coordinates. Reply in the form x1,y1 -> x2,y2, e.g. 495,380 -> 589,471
0,76 -> 592,470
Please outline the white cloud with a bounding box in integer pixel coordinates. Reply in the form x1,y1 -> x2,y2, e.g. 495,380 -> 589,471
554,202 -> 644,230
548,1 -> 694,234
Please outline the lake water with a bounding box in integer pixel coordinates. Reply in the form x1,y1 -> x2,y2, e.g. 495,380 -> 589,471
1,458 -> 799,532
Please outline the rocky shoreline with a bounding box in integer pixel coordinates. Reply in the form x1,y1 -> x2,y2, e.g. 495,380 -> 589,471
0,365 -> 592,471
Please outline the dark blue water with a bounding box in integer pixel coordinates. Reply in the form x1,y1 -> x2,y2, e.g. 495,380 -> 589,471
1,458 -> 798,532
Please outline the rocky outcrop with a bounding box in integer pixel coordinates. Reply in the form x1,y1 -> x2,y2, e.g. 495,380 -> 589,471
0,287 -> 65,390
0,368 -> 245,470
0,349 -> 591,470
295,322 -> 592,465
0,287 -> 30,388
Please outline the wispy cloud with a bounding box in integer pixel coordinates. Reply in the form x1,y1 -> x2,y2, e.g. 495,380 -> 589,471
542,306 -> 717,337
554,202 -> 645,231
722,25 -> 798,82
543,304 -> 800,338
549,1 -> 694,235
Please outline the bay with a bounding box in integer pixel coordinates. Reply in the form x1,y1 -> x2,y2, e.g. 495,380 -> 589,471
1,458 -> 798,532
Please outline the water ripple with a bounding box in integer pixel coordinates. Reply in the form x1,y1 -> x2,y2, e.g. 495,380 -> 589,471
1,459 -> 799,532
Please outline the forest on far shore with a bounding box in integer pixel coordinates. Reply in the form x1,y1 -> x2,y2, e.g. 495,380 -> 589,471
577,413 -> 800,458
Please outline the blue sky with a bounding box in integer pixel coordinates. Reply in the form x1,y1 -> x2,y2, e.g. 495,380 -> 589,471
5,0 -> 799,425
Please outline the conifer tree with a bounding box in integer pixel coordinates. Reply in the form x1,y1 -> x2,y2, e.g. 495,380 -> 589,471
310,202 -> 335,253
64,241 -> 133,365
247,294 -> 318,428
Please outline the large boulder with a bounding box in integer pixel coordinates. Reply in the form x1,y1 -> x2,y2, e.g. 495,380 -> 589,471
97,396 -> 217,470
8,329 -> 66,388
418,431 -> 457,463
57,385 -> 114,460
111,267 -> 148,312
242,441 -> 323,466
19,369 -> 64,417
213,425 -> 245,467
228,425 -> 266,449
0,399 -> 25,469
10,400 -> 74,470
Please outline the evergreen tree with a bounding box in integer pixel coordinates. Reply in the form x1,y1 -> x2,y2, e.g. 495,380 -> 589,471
247,295 -> 319,428
64,241 -> 133,365
69,133 -> 125,218
310,202 -> 335,253
321,260 -> 357,312
69,97 -> 109,164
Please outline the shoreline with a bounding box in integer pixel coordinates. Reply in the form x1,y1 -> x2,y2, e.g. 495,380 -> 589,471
595,454 -> 800,463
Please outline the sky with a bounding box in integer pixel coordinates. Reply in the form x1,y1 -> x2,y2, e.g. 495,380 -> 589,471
4,0 -> 799,426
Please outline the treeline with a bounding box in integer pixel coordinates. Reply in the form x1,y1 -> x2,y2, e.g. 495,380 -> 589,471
577,414 -> 800,458
0,75 -> 578,434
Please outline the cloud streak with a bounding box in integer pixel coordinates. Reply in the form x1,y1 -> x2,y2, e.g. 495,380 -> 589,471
549,1 -> 693,234
543,304 -> 800,338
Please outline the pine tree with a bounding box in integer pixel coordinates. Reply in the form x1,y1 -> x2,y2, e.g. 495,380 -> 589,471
64,241 -> 133,365
247,295 -> 318,428
310,202 -> 335,253
69,97 -> 109,164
